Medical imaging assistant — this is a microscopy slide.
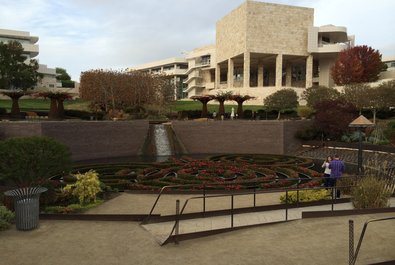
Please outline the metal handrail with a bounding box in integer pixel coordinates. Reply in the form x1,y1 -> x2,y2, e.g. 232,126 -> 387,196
349,217 -> 395,265
141,175 -> 359,224
167,184 -> 355,243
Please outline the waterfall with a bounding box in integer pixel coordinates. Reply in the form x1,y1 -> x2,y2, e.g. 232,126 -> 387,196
153,124 -> 172,162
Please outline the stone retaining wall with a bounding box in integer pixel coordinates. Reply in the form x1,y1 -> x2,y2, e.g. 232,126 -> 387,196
172,120 -> 311,155
0,120 -> 310,161
0,121 -> 149,161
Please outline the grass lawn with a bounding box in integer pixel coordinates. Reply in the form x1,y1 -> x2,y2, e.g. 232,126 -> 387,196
0,98 -> 90,112
0,98 -> 264,113
170,100 -> 264,112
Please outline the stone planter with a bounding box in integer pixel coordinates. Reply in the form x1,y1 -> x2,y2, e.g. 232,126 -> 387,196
4,187 -> 47,230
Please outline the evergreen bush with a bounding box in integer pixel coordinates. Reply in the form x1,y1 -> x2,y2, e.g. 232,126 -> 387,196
0,206 -> 14,231
0,137 -> 72,187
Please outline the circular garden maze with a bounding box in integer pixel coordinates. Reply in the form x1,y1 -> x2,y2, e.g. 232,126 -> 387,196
65,154 -> 323,191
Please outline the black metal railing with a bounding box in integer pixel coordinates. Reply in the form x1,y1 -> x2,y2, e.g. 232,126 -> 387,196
141,175 -> 359,225
349,216 -> 395,265
167,183 -> 358,244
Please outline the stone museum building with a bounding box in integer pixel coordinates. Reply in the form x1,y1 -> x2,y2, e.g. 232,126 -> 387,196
131,1 -> 355,103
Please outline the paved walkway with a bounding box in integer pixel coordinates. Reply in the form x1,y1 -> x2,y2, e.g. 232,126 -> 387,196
87,192 -> 395,246
1,193 -> 395,265
141,202 -> 357,244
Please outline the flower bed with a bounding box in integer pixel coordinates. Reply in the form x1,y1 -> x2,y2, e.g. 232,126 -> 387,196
65,154 -> 320,191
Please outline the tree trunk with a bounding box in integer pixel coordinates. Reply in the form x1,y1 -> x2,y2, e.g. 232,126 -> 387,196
49,98 -> 59,119
11,96 -> 21,115
277,111 -> 281,120
372,109 -> 376,124
201,102 -> 208,118
237,102 -> 243,118
57,99 -> 65,119
218,100 -> 225,116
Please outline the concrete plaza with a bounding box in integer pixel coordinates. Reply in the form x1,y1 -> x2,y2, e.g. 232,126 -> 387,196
1,193 -> 394,265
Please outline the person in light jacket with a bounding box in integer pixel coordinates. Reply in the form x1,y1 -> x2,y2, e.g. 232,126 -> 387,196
321,156 -> 332,187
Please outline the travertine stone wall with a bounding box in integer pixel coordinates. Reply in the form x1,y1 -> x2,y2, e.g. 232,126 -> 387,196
172,120 -> 311,155
245,1 -> 313,56
216,3 -> 247,63
0,121 -> 149,161
216,1 -> 313,63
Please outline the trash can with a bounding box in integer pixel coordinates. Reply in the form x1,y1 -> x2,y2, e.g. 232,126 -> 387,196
4,187 -> 47,230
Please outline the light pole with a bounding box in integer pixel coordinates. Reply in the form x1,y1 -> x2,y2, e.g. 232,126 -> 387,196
349,115 -> 374,175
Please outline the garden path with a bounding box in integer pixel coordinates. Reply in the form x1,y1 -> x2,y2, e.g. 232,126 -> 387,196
1,212 -> 394,265
86,192 -> 395,245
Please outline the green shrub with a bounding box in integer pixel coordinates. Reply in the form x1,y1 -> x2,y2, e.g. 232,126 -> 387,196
280,189 -> 330,204
44,200 -> 103,214
0,107 -> 7,115
297,106 -> 314,119
179,110 -> 202,119
0,206 -> 14,231
63,170 -> 101,205
341,134 -> 351,143
336,175 -> 357,195
0,137 -> 72,187
351,176 -> 392,209
243,109 -> 252,119
295,126 -> 320,141
64,109 -> 101,120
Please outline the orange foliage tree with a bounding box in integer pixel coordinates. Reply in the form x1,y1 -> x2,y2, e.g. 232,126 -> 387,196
79,69 -> 173,113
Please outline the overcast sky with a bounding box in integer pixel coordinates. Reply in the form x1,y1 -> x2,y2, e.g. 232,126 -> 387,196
0,0 -> 394,81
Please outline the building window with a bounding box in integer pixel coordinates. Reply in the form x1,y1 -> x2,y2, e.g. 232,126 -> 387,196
163,65 -> 174,71
201,55 -> 211,65
234,67 -> 243,81
210,69 -> 215,82
177,64 -> 188,69
322,36 -> 330,43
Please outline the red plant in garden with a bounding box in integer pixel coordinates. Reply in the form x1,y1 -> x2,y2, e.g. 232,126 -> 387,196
314,99 -> 358,139
331,45 -> 382,85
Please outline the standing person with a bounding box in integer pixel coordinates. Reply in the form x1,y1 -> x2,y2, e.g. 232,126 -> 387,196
321,156 -> 332,187
329,154 -> 345,198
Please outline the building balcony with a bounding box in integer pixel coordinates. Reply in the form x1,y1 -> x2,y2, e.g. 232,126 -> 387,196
316,42 -> 349,53
22,43 -> 39,58
162,68 -> 188,75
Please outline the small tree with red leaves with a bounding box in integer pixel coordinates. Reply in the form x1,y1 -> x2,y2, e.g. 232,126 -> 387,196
214,91 -> 233,117
230,94 -> 255,118
190,95 -> 214,118
314,99 -> 358,139
1,90 -> 32,115
331,45 -> 382,85
36,91 -> 73,119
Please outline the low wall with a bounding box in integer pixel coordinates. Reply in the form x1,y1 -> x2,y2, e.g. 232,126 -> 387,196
0,121 -> 149,161
172,120 -> 311,155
